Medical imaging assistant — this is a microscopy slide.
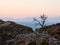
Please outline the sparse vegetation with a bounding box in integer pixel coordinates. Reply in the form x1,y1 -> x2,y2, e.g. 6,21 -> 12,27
33,14 -> 47,32
28,41 -> 36,45
39,40 -> 48,45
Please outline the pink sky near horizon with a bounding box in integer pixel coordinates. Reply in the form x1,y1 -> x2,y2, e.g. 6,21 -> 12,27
0,0 -> 60,18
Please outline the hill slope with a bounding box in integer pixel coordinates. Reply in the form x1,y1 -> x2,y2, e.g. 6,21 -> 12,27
0,19 -> 34,40
46,23 -> 60,40
36,23 -> 60,40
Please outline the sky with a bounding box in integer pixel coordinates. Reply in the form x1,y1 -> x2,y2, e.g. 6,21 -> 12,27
0,0 -> 60,28
0,0 -> 60,18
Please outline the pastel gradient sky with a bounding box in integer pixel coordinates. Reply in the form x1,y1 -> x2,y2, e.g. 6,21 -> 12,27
0,0 -> 60,18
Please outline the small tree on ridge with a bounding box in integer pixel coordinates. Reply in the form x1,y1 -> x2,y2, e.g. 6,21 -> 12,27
33,14 -> 47,31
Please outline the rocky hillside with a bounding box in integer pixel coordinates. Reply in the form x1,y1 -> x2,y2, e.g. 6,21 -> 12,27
5,31 -> 59,45
36,23 -> 60,40
46,23 -> 60,40
1,19 -> 60,45
0,19 -> 34,45
0,19 -> 34,34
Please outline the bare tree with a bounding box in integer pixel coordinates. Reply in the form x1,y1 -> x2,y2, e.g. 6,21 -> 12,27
33,14 -> 47,31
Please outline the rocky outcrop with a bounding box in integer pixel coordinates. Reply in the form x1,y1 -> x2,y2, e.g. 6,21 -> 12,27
0,20 -> 33,45
6,31 -> 59,45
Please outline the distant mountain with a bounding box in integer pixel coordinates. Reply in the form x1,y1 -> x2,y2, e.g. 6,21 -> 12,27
0,17 -> 35,28
1,17 -> 60,29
